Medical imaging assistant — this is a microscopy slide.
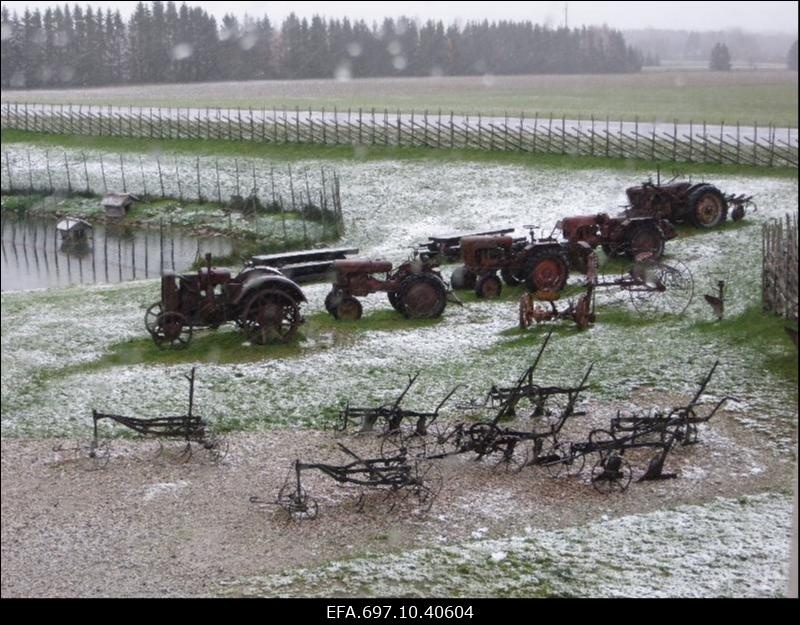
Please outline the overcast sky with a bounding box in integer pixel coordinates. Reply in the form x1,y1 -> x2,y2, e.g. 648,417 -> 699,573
2,1 -> 798,33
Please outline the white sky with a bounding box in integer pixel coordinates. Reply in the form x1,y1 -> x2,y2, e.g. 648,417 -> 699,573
2,1 -> 798,33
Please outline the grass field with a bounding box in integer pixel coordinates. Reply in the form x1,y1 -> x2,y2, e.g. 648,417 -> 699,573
2,70 -> 797,126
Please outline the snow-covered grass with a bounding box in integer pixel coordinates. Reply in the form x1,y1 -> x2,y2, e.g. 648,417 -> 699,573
220,492 -> 793,598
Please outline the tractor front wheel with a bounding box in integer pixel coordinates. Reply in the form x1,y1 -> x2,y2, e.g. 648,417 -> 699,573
688,185 -> 728,229
335,296 -> 363,321
475,273 -> 502,298
399,274 -> 447,319
450,265 -> 477,290
624,223 -> 665,260
524,251 -> 569,293
151,311 -> 192,349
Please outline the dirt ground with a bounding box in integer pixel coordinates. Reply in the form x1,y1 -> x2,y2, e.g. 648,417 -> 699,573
1,396 -> 794,598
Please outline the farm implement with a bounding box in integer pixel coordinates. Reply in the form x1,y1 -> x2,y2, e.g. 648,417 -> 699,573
542,361 -> 730,492
145,253 -> 306,347
55,368 -> 226,468
336,372 -> 461,438
253,443 -> 443,519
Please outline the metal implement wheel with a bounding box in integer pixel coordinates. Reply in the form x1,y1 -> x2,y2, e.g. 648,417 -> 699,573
475,273 -> 503,299
380,431 -> 427,460
450,265 -> 476,290
151,311 -> 192,349
335,296 -> 363,321
409,459 -> 444,513
624,223 -> 665,260
276,483 -> 319,520
588,428 -> 619,460
591,454 -> 632,494
243,289 -> 301,344
689,185 -> 728,229
399,274 -> 447,319
628,259 -> 694,317
525,251 -> 569,293
542,440 -> 585,478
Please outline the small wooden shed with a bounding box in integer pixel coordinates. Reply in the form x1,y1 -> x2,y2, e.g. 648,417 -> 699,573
102,193 -> 138,217
56,217 -> 93,242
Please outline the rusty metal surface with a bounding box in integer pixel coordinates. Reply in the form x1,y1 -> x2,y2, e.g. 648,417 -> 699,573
145,253 -> 306,348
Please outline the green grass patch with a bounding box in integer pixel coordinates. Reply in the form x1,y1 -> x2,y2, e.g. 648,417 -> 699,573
695,305 -> 798,385
2,129 -> 796,179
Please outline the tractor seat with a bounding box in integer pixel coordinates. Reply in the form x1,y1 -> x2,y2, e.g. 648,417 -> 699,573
332,259 -> 393,274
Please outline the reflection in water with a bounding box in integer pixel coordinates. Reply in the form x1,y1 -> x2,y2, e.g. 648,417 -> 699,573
1,216 -> 232,292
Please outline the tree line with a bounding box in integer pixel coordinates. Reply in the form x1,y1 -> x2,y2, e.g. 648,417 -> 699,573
1,1 -> 644,89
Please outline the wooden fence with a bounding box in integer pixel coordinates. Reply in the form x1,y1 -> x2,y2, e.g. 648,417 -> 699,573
762,212 -> 799,322
2,102 -> 796,169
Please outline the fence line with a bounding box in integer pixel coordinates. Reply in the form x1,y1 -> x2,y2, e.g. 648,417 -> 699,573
0,147 -> 345,241
762,212 -> 799,322
1,102 -> 797,169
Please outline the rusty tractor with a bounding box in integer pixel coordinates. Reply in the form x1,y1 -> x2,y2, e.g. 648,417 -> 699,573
557,212 -> 676,262
145,253 -> 306,348
624,176 -> 755,229
450,227 -> 571,298
325,256 -> 449,320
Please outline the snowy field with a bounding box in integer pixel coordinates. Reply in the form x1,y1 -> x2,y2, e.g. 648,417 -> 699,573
1,147 -> 797,597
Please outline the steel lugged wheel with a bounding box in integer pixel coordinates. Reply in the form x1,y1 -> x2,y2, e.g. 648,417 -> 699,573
542,440 -> 585,478
689,185 -> 728,228
591,454 -> 632,494
628,259 -> 694,317
525,251 -> 569,293
152,311 -> 192,349
144,302 -> 163,337
450,265 -> 476,290
243,289 -> 301,344
475,273 -> 502,299
336,296 -> 363,321
625,223 -> 665,260
277,483 -> 319,520
399,274 -> 447,319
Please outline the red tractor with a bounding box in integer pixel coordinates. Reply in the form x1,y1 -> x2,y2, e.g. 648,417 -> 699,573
145,254 -> 306,348
450,229 -> 570,298
558,213 -> 676,261
325,257 -> 449,320
624,178 -> 753,228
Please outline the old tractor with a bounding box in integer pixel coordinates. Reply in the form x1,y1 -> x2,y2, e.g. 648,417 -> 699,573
450,228 -> 570,299
558,212 -> 676,261
145,253 -> 306,348
325,256 -> 449,320
624,177 -> 754,229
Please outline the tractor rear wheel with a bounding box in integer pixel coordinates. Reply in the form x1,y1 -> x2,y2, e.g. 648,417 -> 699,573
399,274 -> 447,319
450,265 -> 476,290
335,296 -> 363,321
524,251 -> 569,293
688,185 -> 728,229
475,273 -> 502,299
624,223 -> 665,260
243,289 -> 301,344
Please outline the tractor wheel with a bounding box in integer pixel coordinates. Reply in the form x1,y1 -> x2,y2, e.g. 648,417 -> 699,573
387,290 -> 403,312
450,265 -> 476,290
475,273 -> 502,299
335,296 -> 363,321
152,311 -> 192,349
399,274 -> 447,319
500,266 -> 524,287
324,289 -> 343,315
688,185 -> 728,229
524,251 -> 569,293
624,223 -> 665,260
242,289 -> 301,344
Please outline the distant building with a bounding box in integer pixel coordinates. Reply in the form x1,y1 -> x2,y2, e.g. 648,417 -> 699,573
102,193 -> 137,217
